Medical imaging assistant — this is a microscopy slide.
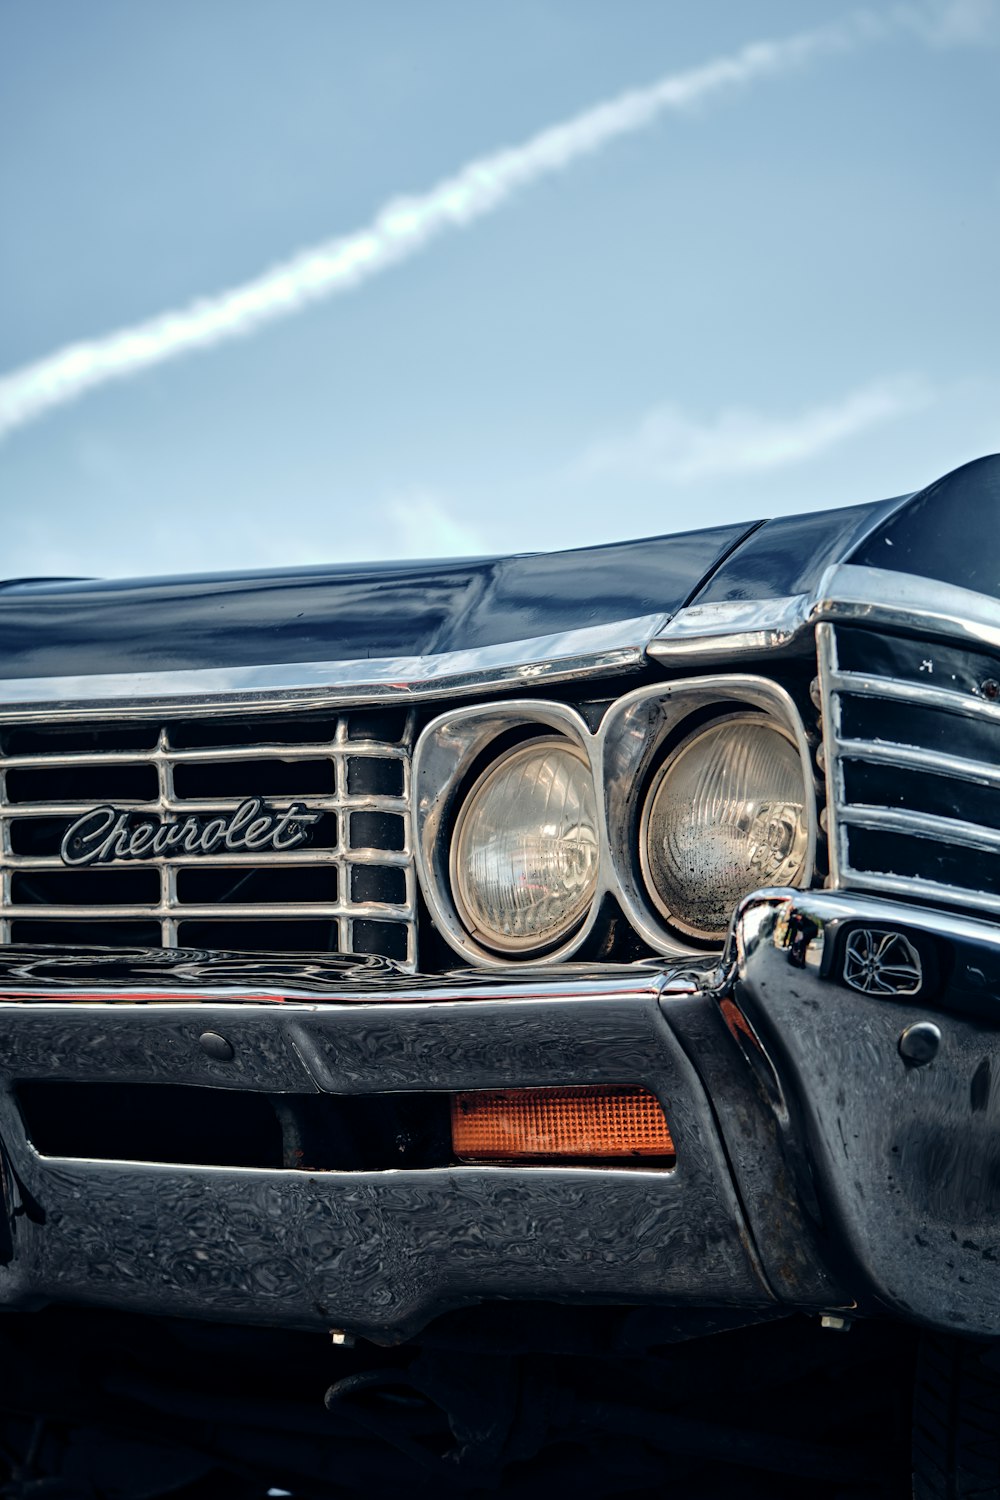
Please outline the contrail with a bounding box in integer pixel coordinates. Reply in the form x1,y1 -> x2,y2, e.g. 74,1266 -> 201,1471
0,20 -> 867,440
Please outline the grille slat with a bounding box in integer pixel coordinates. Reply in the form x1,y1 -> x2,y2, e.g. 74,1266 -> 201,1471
837,805 -> 1000,856
0,741 -> 408,768
1,903 -> 413,920
818,621 -> 1000,916
835,737 -> 1000,789
2,798 -> 409,815
0,711 -> 416,967
3,847 -> 411,868
825,668 -> 1000,728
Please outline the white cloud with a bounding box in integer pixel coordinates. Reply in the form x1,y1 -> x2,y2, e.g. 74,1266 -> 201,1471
384,492 -> 489,559
577,376 -> 936,485
0,17 -> 874,442
895,0 -> 999,45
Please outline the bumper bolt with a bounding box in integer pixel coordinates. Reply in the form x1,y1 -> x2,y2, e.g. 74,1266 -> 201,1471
199,1030 -> 235,1062
898,1021 -> 941,1066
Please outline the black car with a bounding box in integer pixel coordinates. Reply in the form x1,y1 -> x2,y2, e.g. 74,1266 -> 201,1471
0,454 -> 998,1498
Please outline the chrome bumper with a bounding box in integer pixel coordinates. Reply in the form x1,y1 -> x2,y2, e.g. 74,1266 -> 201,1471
0,887 -> 997,1341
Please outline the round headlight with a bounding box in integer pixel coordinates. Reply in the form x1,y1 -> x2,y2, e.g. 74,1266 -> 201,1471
450,738 -> 599,955
640,713 -> 809,943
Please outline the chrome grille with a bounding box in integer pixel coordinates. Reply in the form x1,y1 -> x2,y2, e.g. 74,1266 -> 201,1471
0,710 -> 416,966
817,621 -> 1000,916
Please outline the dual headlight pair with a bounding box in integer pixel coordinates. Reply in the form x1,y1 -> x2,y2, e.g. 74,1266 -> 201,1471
414,678 -> 815,964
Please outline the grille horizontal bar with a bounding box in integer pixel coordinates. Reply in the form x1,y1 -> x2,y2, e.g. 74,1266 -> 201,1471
821,669 -> 1000,727
836,805 -> 1000,856
834,737 -> 1000,789
0,740 -> 408,768
2,798 -> 408,817
4,846 -> 410,869
0,711 -> 417,966
817,621 -> 1000,917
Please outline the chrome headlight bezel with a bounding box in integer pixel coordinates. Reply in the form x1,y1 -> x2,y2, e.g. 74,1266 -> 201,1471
413,676 -> 816,967
600,676 -> 817,955
413,700 -> 603,967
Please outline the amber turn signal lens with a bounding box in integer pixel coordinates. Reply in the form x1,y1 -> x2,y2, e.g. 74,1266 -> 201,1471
451,1085 -> 675,1163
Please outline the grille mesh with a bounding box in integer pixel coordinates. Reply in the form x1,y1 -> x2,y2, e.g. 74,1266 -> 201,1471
818,621 -> 1000,916
0,710 -> 416,966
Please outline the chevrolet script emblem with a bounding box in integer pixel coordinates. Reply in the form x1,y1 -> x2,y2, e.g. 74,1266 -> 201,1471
60,798 -> 322,867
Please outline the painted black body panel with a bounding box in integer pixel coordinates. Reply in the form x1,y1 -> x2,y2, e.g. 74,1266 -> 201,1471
0,970 -> 774,1339
0,524 -> 752,679
0,456 -> 996,682
2,886 -> 1000,1340
850,453 -> 1000,600
733,891 -> 1000,1338
687,497 -> 904,604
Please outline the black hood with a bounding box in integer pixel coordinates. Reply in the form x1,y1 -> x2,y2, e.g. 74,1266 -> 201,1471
0,456 -> 995,682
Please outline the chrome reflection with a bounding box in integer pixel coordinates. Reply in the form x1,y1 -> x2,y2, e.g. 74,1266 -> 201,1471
843,929 -> 923,997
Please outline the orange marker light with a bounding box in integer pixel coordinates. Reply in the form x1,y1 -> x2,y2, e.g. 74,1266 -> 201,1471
451,1085 -> 675,1164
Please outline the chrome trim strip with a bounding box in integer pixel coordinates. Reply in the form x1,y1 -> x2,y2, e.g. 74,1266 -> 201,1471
0,970 -> 691,1007
3,796 -> 409,818
0,613 -> 669,720
650,565 -> 1000,663
3,900 -> 414,922
647,595 -> 810,661
827,669 -> 1000,726
816,866 -> 1000,917
814,564 -> 1000,654
4,846 -> 411,870
837,805 -> 1000,856
0,740 -> 408,769
837,738 -> 1000,789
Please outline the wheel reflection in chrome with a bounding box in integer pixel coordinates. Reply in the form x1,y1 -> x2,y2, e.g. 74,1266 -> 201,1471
843,929 -> 923,997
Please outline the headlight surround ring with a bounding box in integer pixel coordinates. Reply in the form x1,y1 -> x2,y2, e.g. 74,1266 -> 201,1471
412,699 -> 604,967
600,675 -> 817,956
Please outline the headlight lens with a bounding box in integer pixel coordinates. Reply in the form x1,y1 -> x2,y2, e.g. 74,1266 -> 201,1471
450,738 -> 599,954
640,714 -> 808,942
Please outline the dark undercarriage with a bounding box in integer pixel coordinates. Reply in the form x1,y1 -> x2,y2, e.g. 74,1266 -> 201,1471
0,1302 -> 923,1499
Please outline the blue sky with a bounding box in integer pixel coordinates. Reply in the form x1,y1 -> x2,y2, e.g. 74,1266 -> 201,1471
1,0 -> 998,580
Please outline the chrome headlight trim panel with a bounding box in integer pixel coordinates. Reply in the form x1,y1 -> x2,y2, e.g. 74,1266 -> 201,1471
600,676 -> 817,957
414,677 -> 817,967
413,700 -> 603,967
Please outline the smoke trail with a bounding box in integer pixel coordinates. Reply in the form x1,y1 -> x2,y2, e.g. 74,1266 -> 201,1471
0,21 -> 862,440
